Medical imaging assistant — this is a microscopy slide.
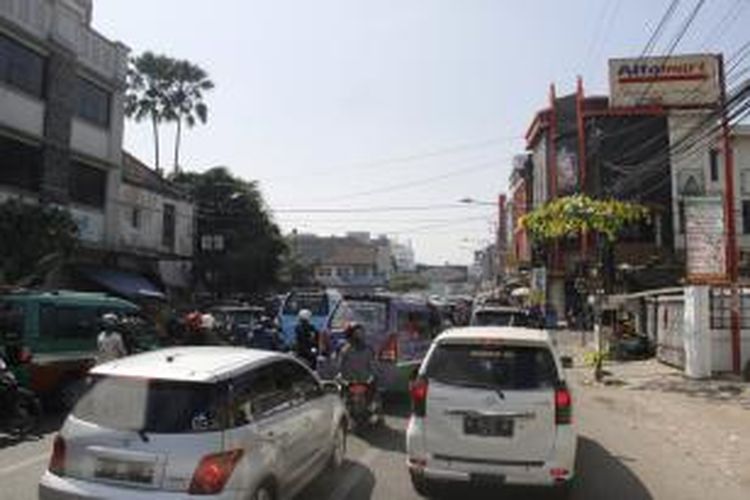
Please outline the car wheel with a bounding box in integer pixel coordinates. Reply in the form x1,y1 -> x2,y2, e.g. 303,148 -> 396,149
252,483 -> 275,500
328,423 -> 346,471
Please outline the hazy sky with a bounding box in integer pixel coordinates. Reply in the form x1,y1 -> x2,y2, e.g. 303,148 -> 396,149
93,0 -> 748,264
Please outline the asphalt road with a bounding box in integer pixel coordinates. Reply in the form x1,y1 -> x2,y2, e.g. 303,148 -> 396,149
2,336 -> 745,500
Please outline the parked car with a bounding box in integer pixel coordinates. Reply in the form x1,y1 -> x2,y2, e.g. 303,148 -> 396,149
0,290 -> 156,409
406,327 -> 576,497
39,346 -> 347,500
470,306 -> 531,327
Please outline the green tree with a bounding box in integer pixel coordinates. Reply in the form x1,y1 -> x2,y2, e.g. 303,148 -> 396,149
173,168 -> 286,296
521,194 -> 649,380
169,60 -> 214,174
0,200 -> 78,286
125,52 -> 176,172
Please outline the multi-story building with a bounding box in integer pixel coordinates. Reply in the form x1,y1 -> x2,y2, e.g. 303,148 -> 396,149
507,154 -> 533,273
1,1 -> 197,302
291,233 -> 388,293
0,0 -> 128,248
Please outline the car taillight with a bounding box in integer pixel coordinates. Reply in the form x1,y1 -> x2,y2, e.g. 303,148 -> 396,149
49,435 -> 66,476
379,334 -> 398,362
410,376 -> 428,417
349,383 -> 368,395
555,386 -> 572,425
189,449 -> 244,495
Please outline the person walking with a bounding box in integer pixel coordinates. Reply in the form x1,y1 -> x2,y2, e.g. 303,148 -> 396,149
97,313 -> 127,364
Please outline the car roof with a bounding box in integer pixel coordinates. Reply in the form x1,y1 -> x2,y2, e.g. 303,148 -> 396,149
90,346 -> 286,382
473,306 -> 526,313
436,326 -> 552,346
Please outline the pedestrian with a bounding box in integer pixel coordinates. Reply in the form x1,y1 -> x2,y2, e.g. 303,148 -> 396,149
97,313 -> 127,364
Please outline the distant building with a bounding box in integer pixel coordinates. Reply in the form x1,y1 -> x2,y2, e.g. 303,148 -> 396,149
291,234 -> 388,293
417,264 -> 470,297
391,241 -> 416,272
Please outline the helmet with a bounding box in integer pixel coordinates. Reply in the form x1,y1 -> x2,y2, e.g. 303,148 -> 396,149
101,313 -> 119,329
298,309 -> 312,322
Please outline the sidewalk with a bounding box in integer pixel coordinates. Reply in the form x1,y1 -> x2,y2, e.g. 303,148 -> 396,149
562,333 -> 750,496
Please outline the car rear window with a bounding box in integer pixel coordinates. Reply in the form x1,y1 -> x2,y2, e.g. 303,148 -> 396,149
73,376 -> 227,433
425,343 -> 559,390
283,293 -> 328,316
472,310 -> 530,327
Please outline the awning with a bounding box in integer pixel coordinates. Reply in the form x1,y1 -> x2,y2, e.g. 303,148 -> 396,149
82,268 -> 165,300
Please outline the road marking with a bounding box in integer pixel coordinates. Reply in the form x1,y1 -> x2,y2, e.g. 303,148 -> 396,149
327,447 -> 381,500
0,453 -> 49,476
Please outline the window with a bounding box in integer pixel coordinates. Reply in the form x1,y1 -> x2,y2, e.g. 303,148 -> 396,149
282,292 -> 329,316
69,161 -> 106,208
743,201 -> 750,234
76,77 -> 110,128
336,267 -> 351,277
709,149 -> 719,182
425,344 -> 559,390
678,200 -> 686,234
40,305 -> 100,339
74,376 -> 228,433
317,267 -> 332,277
230,363 -> 296,425
0,33 -> 45,97
0,135 -> 42,191
278,360 -> 322,400
162,203 -> 176,249
131,207 -> 141,228
353,265 -> 371,277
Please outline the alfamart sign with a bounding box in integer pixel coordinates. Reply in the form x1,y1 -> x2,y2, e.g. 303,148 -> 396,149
609,54 -> 721,108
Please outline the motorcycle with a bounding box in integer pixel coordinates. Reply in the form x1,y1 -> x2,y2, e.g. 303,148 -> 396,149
339,376 -> 383,431
0,355 -> 41,438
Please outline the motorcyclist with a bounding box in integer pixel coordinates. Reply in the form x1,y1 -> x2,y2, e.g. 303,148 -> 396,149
294,309 -> 319,369
97,313 -> 127,364
248,316 -> 280,351
337,322 -> 378,383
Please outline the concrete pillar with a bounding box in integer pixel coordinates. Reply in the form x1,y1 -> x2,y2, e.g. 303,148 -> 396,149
683,285 -> 712,379
40,43 -> 76,204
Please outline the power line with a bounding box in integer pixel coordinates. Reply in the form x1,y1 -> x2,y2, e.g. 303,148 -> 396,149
641,0 -> 682,57
272,203 -> 495,214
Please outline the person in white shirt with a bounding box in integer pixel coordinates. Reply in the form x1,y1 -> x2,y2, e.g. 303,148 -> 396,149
97,313 -> 127,364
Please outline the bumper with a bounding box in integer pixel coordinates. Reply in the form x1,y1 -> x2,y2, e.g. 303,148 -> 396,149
38,471 -> 241,500
406,418 -> 577,487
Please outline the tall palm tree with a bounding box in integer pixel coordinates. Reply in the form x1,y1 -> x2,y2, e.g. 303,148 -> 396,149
124,52 -> 176,172
169,60 -> 214,174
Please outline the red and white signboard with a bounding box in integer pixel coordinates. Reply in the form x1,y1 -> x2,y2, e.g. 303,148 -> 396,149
609,54 -> 721,108
685,196 -> 726,283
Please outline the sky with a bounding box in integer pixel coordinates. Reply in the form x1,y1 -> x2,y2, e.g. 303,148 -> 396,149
93,0 -> 750,265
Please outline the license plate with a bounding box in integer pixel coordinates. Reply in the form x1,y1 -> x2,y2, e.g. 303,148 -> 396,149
95,458 -> 154,484
463,415 -> 514,437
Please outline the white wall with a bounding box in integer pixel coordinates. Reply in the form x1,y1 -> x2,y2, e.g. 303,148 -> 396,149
118,182 -> 194,258
0,85 -> 45,138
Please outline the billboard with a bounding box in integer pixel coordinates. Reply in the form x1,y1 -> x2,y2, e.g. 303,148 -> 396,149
684,197 -> 726,283
609,54 -> 721,108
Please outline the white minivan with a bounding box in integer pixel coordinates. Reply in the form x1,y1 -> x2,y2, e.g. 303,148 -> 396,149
39,347 -> 347,500
406,327 -> 576,497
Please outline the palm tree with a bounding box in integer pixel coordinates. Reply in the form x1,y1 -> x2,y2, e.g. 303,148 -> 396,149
124,52 -> 176,172
169,60 -> 214,174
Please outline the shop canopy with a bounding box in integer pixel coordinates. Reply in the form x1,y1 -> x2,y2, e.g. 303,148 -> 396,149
82,268 -> 165,301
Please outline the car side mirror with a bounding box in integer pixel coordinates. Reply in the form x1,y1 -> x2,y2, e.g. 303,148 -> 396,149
560,356 -> 574,369
321,381 -> 341,395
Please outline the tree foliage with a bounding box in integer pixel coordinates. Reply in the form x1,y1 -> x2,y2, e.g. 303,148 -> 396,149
125,52 -> 214,173
0,200 -> 78,285
173,168 -> 286,295
520,195 -> 649,242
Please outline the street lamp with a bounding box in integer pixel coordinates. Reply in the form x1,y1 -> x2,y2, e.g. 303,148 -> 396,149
458,197 -> 496,206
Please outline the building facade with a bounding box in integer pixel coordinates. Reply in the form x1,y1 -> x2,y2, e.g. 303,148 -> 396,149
0,0 -> 128,248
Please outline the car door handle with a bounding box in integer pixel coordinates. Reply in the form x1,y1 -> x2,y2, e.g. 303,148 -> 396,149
262,430 -> 289,441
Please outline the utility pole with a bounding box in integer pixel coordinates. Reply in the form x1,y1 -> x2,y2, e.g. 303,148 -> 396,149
718,54 -> 742,374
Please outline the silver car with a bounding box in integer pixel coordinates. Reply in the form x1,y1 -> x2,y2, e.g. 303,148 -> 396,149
39,346 -> 347,500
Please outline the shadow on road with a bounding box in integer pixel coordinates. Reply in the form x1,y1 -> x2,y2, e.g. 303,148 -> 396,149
297,459 -> 376,500
357,420 -> 406,454
422,436 -> 653,500
0,412 -> 64,450
627,375 -> 750,409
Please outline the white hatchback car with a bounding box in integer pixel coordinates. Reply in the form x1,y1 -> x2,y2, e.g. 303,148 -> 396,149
39,347 -> 347,500
406,327 -> 576,497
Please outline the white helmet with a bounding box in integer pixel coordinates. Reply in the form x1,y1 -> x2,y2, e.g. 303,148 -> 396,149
298,309 -> 312,322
